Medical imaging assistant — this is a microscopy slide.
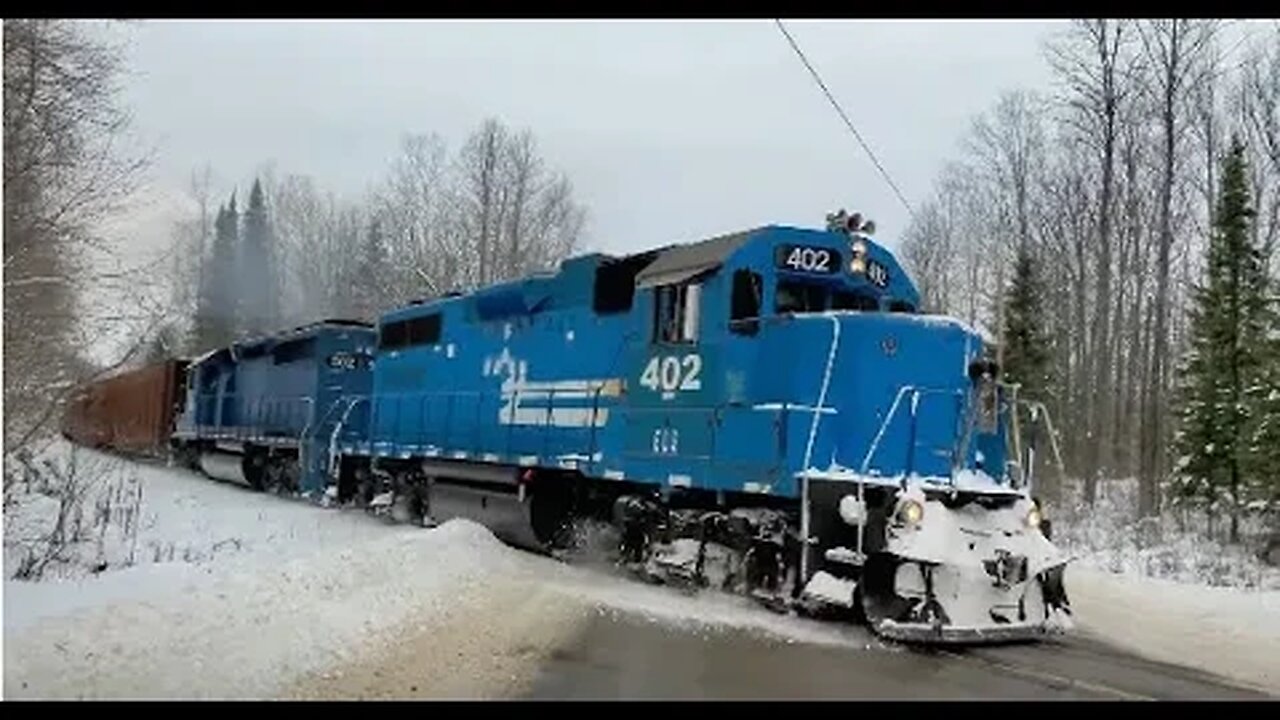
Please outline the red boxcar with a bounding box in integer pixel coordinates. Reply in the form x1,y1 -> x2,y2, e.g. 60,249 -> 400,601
61,359 -> 189,456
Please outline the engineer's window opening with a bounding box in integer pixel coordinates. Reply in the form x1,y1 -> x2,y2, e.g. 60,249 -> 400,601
730,269 -> 763,335
654,282 -> 700,344
776,280 -> 828,315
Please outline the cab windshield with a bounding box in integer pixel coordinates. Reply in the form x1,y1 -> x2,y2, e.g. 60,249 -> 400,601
775,280 -> 878,314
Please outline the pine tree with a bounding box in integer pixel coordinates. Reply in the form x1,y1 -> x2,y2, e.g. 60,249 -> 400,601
1171,137 -> 1270,542
1243,266 -> 1280,519
239,178 -> 277,337
199,193 -> 239,349
1000,244 -> 1054,403
193,204 -> 222,353
997,242 -> 1057,498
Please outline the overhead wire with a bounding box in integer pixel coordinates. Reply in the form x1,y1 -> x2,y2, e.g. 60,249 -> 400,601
774,19 -> 916,221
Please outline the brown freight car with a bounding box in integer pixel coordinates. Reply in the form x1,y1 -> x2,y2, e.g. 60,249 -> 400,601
60,359 -> 190,457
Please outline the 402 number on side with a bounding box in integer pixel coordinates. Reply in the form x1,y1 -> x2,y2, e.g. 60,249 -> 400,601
639,354 -> 702,394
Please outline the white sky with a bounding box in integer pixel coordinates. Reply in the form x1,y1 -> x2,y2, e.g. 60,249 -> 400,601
108,19 -> 1067,259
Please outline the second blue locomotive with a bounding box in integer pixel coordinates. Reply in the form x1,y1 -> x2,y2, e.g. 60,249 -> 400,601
169,212 -> 1072,644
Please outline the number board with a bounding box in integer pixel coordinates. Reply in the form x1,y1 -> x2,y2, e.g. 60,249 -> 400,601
866,259 -> 890,288
775,244 -> 841,275
327,352 -> 369,371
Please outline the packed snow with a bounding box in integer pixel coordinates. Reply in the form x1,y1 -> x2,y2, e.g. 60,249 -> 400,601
1053,476 -> 1280,693
2,442 -> 876,699
5,444 -> 1278,698
1068,565 -> 1280,694
801,571 -> 856,608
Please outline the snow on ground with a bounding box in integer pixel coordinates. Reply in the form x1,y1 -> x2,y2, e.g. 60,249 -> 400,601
1055,476 -> 1280,694
2,443 -> 877,699
8,446 -> 1276,699
1068,565 -> 1280,694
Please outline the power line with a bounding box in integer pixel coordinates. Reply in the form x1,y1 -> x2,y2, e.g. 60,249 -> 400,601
774,19 -> 916,220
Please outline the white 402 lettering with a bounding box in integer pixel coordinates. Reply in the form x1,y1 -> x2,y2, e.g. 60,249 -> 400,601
640,354 -> 702,393
785,246 -> 830,272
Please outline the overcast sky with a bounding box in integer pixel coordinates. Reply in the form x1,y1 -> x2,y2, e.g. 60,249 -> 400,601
110,19 -> 1065,259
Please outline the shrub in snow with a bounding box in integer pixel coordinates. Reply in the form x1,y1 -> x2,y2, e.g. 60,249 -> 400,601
4,442 -> 144,581
1055,477 -> 1280,591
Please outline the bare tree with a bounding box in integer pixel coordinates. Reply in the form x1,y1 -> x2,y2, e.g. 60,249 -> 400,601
1045,19 -> 1140,500
3,19 -> 149,447
899,200 -> 953,313
1136,19 -> 1219,517
1236,28 -> 1280,277
373,132 -> 455,303
370,119 -> 587,307
450,118 -> 586,290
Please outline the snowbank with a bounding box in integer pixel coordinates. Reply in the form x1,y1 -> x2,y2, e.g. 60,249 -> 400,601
23,447 -> 1279,699
3,445 -> 878,699
5,515 -> 559,699
1051,477 -> 1280,694
1069,564 -> 1280,694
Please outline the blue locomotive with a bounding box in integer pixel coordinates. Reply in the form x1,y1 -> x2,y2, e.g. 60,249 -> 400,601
157,211 -> 1071,644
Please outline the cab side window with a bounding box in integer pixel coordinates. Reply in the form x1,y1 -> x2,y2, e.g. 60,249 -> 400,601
730,269 -> 762,336
653,282 -> 701,344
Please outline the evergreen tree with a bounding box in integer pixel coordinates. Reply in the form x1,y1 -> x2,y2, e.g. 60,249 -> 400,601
239,178 -> 277,337
1171,137 -> 1270,542
1000,244 -> 1054,403
200,193 -> 239,349
193,205 -> 221,352
997,242 -> 1056,495
1243,269 -> 1280,518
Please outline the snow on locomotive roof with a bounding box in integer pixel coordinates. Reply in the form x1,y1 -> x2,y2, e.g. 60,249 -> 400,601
799,465 -> 1025,497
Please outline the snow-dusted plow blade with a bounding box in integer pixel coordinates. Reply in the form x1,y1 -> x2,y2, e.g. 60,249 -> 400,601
871,618 -> 1056,645
849,484 -> 1073,647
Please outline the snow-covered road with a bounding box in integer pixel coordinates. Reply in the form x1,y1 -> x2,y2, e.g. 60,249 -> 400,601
1067,565 -> 1280,695
2,446 -> 872,699
3,446 -> 1276,699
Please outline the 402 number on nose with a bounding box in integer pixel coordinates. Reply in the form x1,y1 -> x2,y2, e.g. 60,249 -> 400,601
639,354 -> 702,393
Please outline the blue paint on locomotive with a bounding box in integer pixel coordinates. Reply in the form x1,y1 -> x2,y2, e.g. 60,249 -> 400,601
354,225 -> 1012,499
173,320 -> 376,493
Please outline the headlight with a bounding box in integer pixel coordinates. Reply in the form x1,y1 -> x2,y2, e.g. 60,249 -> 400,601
896,498 -> 924,526
851,239 -> 868,256
850,256 -> 867,274
1025,505 -> 1042,529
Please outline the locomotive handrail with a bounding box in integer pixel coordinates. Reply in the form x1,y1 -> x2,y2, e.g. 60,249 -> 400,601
328,395 -> 368,478
800,314 -> 841,581
858,385 -> 969,479
1016,398 -> 1067,499
859,385 -> 917,477
186,392 -> 317,443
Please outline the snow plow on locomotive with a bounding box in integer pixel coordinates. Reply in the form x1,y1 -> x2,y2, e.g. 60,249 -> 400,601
65,211 -> 1073,646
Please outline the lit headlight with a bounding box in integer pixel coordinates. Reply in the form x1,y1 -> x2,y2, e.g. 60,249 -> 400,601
896,498 -> 924,526
1025,505 -> 1042,529
850,256 -> 867,274
852,239 -> 868,256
